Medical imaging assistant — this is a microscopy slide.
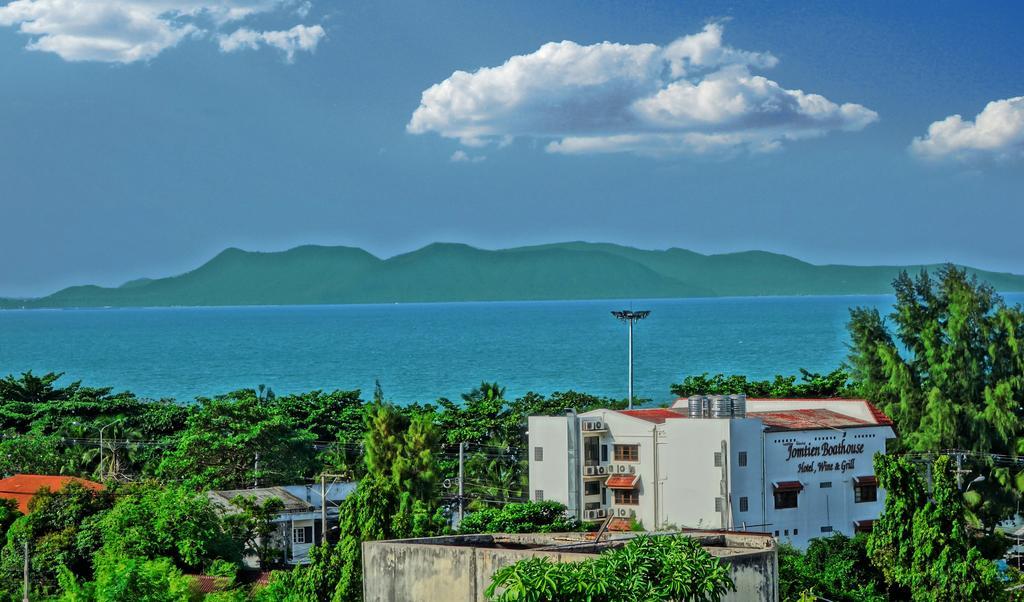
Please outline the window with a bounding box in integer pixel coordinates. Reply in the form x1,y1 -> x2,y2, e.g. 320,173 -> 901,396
601,445 -> 609,462
784,529 -> 789,536
774,530 -> 779,537
614,490 -> 639,505
774,490 -> 799,510
738,451 -> 748,467
713,451 -> 722,467
715,497 -> 724,512
820,481 -> 832,488
535,490 -> 544,501
854,483 -> 878,503
534,446 -> 544,462
820,526 -> 833,533
793,529 -> 798,536
584,480 -> 601,496
739,497 -> 749,512
293,526 -> 313,544
614,444 -> 639,462
584,501 -> 600,510
583,437 -> 599,465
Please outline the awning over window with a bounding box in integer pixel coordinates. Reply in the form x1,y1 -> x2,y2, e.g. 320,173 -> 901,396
773,481 -> 804,493
853,475 -> 878,486
854,519 -> 876,530
605,474 -> 639,490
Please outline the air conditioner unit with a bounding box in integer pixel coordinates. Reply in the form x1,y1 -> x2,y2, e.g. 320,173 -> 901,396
592,420 -> 603,430
626,465 -> 636,474
596,465 -> 607,475
628,509 -> 636,518
618,508 -> 628,517
582,421 -> 593,431
618,464 -> 628,473
606,465 -> 617,474
584,466 -> 596,476
584,510 -> 597,520
595,509 -> 607,518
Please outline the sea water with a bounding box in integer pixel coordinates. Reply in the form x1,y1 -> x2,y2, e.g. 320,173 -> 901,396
2,294 -> 1021,404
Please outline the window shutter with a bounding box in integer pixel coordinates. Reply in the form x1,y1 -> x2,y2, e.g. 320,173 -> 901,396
304,526 -> 313,543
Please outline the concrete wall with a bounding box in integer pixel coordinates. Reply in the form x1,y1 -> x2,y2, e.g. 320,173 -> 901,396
527,416 -> 570,506
362,532 -> 778,602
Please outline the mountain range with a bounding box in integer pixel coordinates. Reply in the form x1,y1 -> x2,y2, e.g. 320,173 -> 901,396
4,242 -> 1024,308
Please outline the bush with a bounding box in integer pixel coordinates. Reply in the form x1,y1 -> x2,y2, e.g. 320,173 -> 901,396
458,501 -> 579,534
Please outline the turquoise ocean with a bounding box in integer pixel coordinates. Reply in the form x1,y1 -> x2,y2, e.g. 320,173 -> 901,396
3,294 -> 1022,404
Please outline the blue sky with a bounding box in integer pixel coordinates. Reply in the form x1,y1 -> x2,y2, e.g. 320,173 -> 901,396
1,0 -> 1022,297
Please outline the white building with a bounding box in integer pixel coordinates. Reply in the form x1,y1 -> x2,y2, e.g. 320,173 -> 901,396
528,396 -> 895,549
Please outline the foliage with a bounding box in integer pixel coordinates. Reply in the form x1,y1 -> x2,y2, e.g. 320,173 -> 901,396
158,391 -> 317,489
458,501 -> 579,534
224,494 -> 285,570
670,368 -> 852,399
0,432 -> 77,476
0,482 -> 114,591
294,403 -> 445,602
848,266 -> 1024,529
868,454 -> 1006,601
58,551 -> 197,602
778,535 -> 886,602
486,534 -> 735,602
96,482 -> 238,571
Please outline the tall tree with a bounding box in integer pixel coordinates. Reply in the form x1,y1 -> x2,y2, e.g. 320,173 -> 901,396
847,266 -> 1024,527
868,455 -> 1004,601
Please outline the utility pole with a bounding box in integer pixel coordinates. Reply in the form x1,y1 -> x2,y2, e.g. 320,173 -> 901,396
22,540 -> 28,602
457,442 -> 465,525
320,474 -> 327,545
254,453 -> 260,489
611,310 -> 650,409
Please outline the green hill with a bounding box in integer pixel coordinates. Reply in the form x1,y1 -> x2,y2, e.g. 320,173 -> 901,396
3,242 -> 1023,308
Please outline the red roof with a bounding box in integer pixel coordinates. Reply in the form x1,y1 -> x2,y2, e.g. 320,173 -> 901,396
617,409 -> 686,424
605,474 -> 639,489
773,481 -> 804,492
0,474 -> 104,513
853,475 -> 878,486
746,398 -> 894,427
748,408 -> 873,431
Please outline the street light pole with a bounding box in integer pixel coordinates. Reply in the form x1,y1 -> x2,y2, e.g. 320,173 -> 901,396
611,310 -> 650,410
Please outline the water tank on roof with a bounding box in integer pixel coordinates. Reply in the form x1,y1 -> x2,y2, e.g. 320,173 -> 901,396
710,395 -> 732,418
688,395 -> 704,419
731,394 -> 747,418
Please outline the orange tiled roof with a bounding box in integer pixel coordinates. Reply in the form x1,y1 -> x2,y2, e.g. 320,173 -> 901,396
0,474 -> 104,513
748,408 -> 873,431
605,474 -> 639,489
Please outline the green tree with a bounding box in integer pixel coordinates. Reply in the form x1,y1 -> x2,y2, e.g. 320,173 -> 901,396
96,483 -> 238,571
158,391 -> 317,489
671,369 -> 852,399
868,454 -> 1005,601
457,501 -> 579,534
847,266 -> 1024,529
0,482 -> 114,592
225,494 -> 286,570
57,551 -> 196,602
295,403 -> 444,602
778,535 -> 885,602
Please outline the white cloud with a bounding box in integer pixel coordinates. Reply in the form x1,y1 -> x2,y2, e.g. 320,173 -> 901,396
219,23 -> 323,61
911,96 -> 1024,162
0,0 -> 323,63
450,150 -> 486,163
408,23 -> 877,156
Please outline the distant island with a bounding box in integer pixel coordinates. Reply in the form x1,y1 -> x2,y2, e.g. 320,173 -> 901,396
3,242 -> 1024,309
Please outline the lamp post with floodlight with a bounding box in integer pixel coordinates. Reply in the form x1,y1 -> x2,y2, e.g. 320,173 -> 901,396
611,310 -> 650,410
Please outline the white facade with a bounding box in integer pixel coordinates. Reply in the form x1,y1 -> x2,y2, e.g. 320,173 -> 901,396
527,398 -> 895,549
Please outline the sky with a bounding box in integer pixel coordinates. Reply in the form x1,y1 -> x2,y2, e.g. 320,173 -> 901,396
0,0 -> 1022,298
